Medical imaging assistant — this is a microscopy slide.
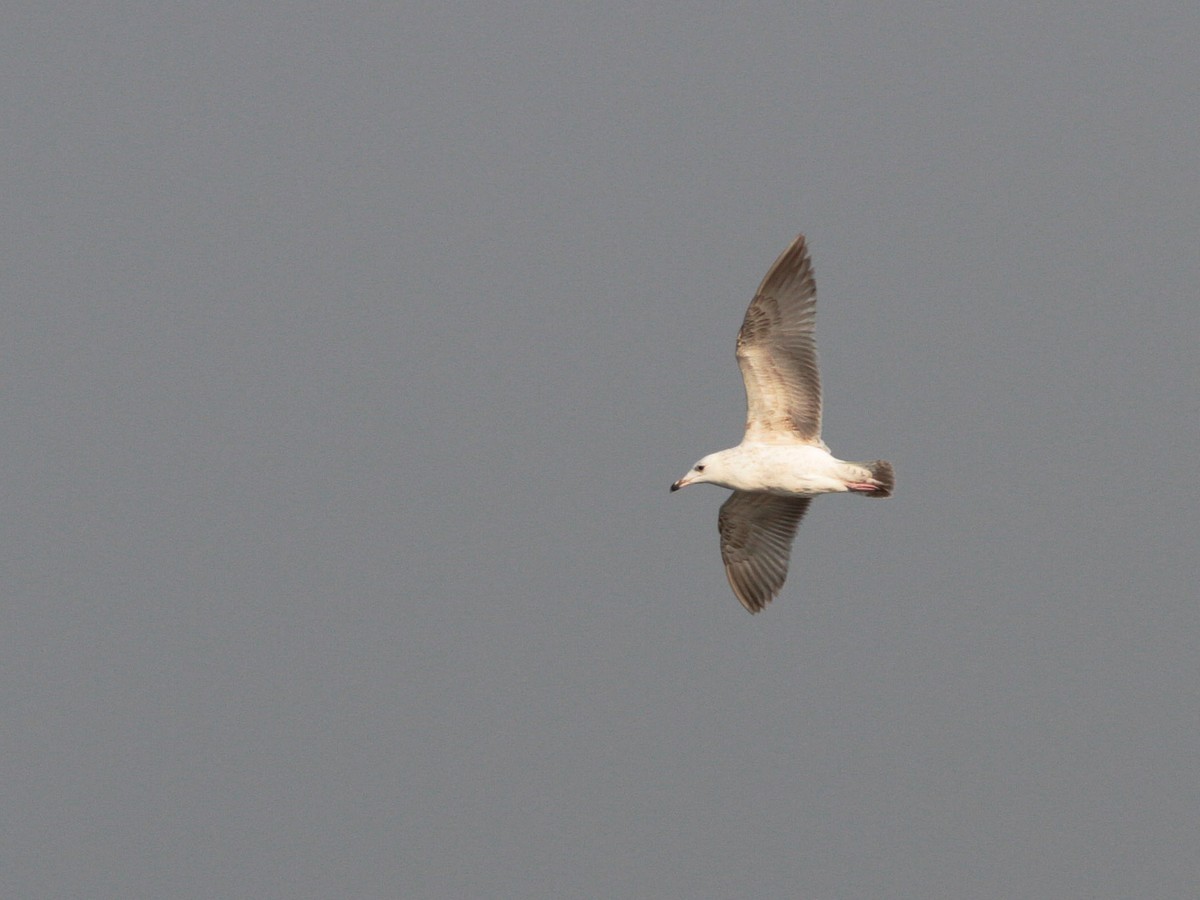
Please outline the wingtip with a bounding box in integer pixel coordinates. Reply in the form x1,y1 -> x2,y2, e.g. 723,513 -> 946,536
752,233 -> 816,304
726,565 -> 774,614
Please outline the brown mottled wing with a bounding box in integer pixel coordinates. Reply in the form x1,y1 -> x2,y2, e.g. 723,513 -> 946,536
736,234 -> 821,443
718,491 -> 812,613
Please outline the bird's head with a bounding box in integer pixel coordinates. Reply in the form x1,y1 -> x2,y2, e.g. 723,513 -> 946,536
671,453 -> 722,492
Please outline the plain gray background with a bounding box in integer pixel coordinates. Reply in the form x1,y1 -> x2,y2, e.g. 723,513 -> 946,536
4,3 -> 1198,898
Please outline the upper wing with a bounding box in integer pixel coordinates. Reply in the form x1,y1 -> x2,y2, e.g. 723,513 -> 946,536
736,234 -> 822,443
718,491 -> 812,613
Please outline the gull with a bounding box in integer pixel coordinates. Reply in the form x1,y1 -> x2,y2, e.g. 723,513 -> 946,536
671,234 -> 894,613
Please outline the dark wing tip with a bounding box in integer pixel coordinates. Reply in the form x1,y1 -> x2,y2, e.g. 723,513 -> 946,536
724,565 -> 771,613
753,234 -> 814,300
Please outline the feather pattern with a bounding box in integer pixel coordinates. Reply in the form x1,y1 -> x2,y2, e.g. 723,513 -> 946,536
736,235 -> 821,443
718,492 -> 812,613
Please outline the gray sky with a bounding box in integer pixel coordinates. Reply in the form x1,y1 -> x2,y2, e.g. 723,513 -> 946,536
4,3 -> 1198,898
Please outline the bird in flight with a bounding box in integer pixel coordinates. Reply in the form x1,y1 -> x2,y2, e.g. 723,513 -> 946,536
671,235 -> 893,613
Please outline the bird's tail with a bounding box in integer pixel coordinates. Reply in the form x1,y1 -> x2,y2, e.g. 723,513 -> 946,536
858,460 -> 894,498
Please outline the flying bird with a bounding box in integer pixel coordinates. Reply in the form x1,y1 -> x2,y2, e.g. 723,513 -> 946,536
671,235 -> 893,613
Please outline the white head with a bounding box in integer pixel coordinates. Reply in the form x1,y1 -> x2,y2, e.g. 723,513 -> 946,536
670,452 -> 728,492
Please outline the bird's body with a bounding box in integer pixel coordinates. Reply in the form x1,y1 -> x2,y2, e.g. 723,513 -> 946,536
679,442 -> 884,497
671,234 -> 893,613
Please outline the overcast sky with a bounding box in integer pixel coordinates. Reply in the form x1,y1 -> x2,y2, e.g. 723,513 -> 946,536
3,3 -> 1198,898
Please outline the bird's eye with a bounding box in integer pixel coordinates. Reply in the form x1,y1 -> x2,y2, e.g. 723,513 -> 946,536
696,465 -> 705,472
